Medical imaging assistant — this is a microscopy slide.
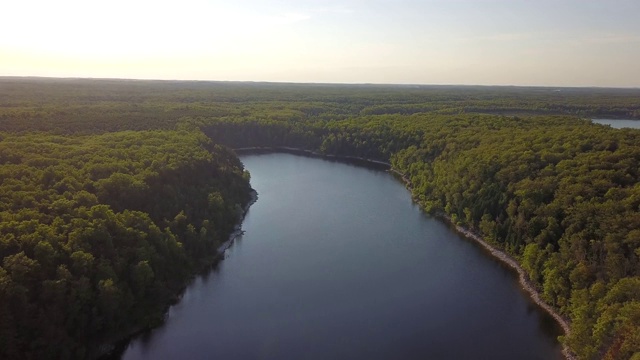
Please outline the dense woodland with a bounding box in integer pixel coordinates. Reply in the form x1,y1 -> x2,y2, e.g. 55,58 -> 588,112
0,128 -> 252,359
0,77 -> 639,359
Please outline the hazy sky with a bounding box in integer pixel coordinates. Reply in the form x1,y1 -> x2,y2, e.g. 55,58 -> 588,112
2,0 -> 639,86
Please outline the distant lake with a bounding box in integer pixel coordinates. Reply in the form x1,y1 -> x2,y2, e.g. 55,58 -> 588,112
592,118 -> 640,129
121,153 -> 563,360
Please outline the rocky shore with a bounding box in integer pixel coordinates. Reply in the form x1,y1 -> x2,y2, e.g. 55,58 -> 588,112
446,217 -> 575,360
393,170 -> 576,360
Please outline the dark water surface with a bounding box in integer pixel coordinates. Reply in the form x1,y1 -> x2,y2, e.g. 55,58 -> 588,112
122,153 -> 563,360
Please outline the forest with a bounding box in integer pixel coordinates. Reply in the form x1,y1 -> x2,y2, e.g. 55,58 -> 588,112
0,77 -> 639,360
0,128 -> 252,359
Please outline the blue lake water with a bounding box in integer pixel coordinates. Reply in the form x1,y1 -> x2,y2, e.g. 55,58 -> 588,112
121,153 -> 563,360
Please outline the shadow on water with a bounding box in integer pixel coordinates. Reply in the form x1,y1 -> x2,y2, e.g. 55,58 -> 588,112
100,233 -> 241,360
234,147 -> 392,172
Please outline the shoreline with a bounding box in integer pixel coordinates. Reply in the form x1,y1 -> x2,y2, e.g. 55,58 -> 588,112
237,147 -> 575,360
97,190 -> 259,360
392,171 -> 576,360
444,216 -> 575,360
217,189 -> 258,254
234,146 -> 392,168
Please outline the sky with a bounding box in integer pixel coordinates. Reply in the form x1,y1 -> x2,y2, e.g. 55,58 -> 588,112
2,0 -> 640,87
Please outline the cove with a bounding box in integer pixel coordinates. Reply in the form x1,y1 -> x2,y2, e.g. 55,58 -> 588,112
120,152 -> 563,360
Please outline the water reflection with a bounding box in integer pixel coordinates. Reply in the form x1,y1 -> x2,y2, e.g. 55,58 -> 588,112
121,153 -> 563,360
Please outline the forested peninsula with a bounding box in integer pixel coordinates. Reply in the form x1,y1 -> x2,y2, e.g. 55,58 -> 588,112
1,78 -> 639,360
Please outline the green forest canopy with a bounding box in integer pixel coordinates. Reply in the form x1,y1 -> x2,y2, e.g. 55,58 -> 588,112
0,77 -> 638,360
0,129 -> 252,359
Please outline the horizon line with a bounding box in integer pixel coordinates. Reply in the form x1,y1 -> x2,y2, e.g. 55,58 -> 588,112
1,75 -> 639,90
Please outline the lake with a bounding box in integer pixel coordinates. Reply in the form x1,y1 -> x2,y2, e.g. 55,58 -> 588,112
592,118 -> 640,129
120,152 -> 563,360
